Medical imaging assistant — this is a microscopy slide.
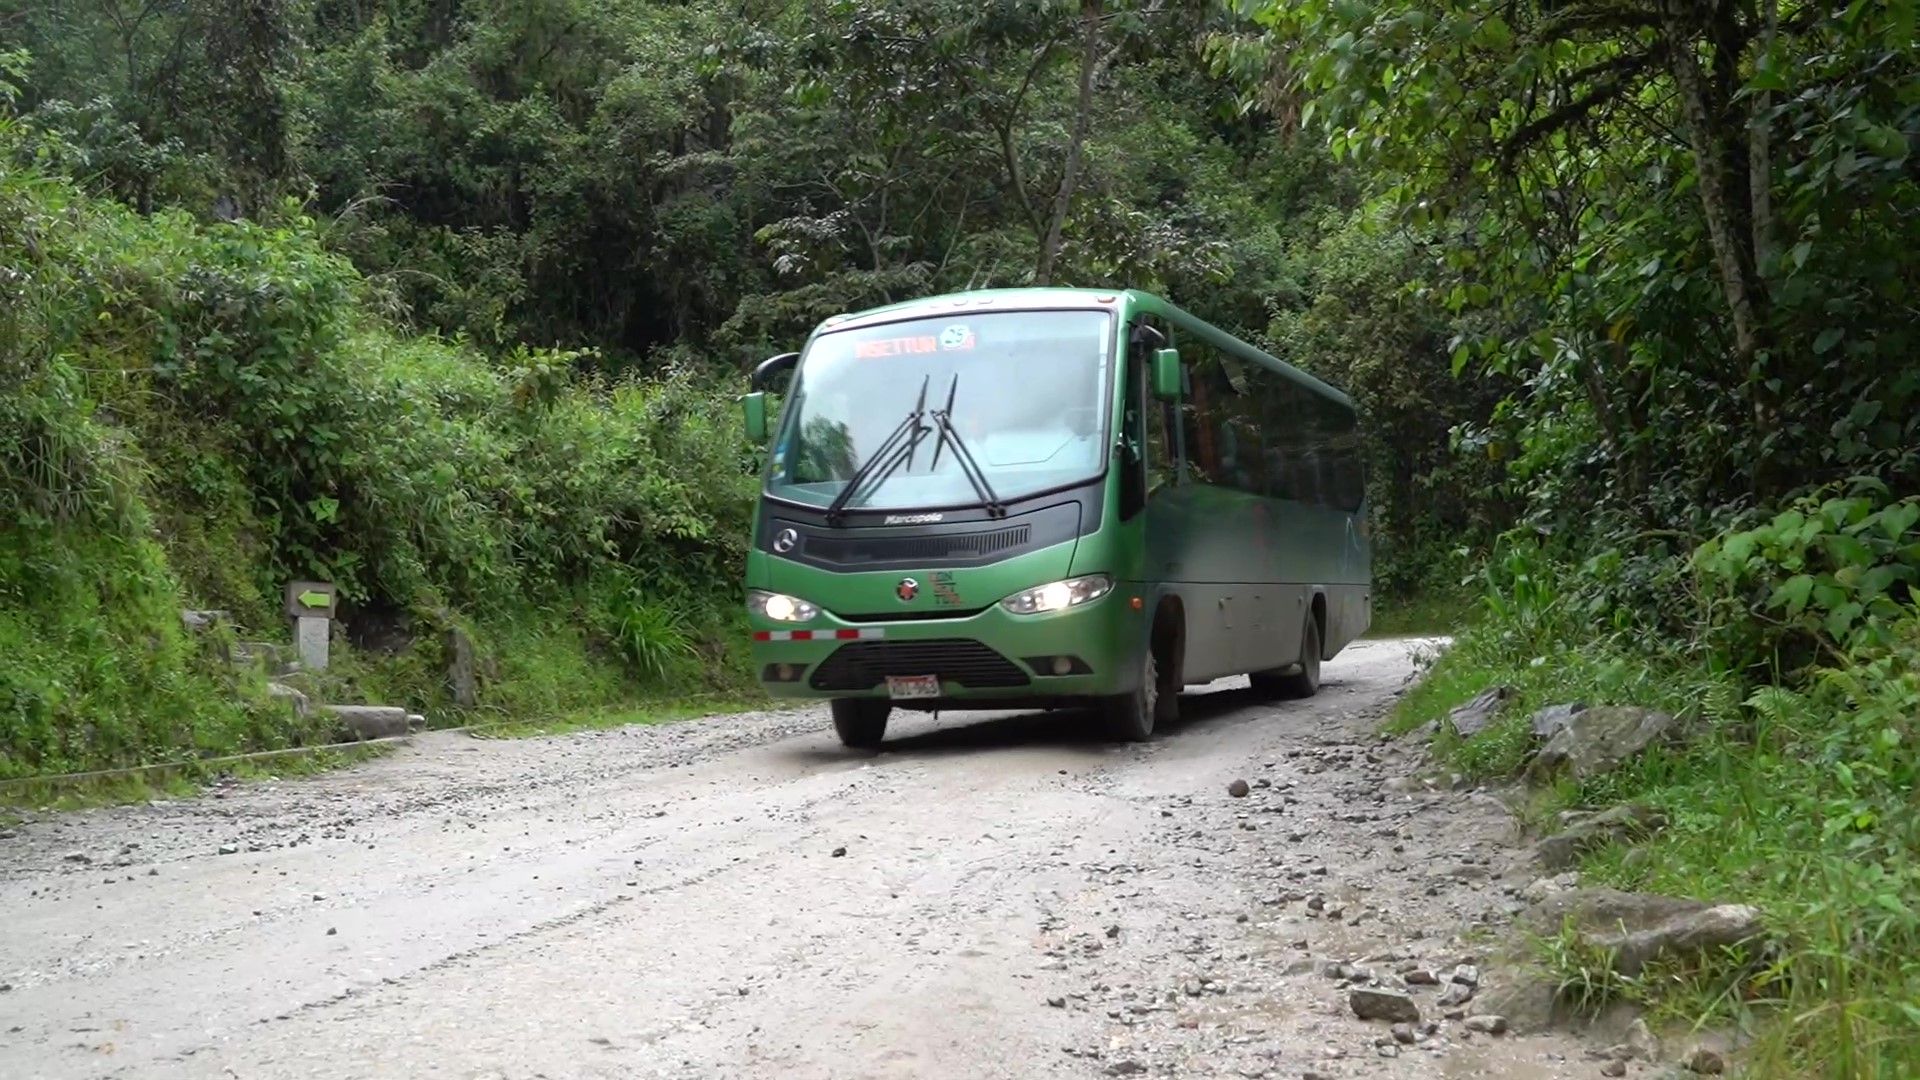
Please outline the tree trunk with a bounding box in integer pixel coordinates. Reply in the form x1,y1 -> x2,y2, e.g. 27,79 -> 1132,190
1748,0 -> 1778,266
1035,0 -> 1102,286
1659,3 -> 1767,366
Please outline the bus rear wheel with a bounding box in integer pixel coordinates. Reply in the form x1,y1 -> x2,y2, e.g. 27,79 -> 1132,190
830,699 -> 890,749
1252,613 -> 1322,699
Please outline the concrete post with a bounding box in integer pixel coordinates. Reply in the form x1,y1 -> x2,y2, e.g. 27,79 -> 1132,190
284,581 -> 338,673
295,616 -> 330,672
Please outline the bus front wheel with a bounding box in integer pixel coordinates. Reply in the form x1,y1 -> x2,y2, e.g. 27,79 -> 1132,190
831,699 -> 890,749
1104,646 -> 1177,742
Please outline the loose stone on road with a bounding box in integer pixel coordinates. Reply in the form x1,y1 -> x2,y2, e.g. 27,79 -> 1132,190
1,639 -> 1595,1079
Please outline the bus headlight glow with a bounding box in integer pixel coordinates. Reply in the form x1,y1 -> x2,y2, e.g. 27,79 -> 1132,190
748,589 -> 819,623
1000,575 -> 1113,615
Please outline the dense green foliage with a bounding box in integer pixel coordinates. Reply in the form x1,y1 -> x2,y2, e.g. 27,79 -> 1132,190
0,106 -> 755,777
1216,0 -> 1920,1071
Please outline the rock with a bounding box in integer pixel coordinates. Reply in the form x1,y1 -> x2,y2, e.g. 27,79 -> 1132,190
323,705 -> 410,741
1437,981 -> 1475,1008
1532,804 -> 1667,871
446,627 -> 479,709
1403,968 -> 1440,985
1526,888 -> 1765,977
62,851 -> 92,864
1390,1023 -> 1417,1045
266,681 -> 311,718
1451,964 -> 1480,987
1626,1018 -> 1660,1060
1601,1060 -> 1627,1076
1349,988 -> 1421,1024
1463,1014 -> 1508,1035
1047,996 -> 1066,1008
234,641 -> 294,676
217,844 -> 240,856
1471,968 -> 1564,1035
1228,779 -> 1251,798
326,927 -> 338,936
180,609 -> 231,633
831,846 -> 847,858
1446,686 -> 1513,738
1684,1047 -> 1726,1074
1105,1061 -> 1147,1076
1528,702 -> 1587,738
405,713 -> 427,732
1522,872 -> 1580,903
1529,706 -> 1679,782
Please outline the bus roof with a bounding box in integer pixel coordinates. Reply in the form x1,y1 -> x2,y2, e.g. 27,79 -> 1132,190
815,287 -> 1353,411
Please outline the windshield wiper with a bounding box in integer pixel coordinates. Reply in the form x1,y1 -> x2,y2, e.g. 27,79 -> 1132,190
824,376 -> 933,525
929,375 -> 1007,519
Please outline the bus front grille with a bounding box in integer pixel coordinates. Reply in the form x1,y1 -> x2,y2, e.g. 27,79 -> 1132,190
802,524 -> 1031,566
809,639 -> 1031,691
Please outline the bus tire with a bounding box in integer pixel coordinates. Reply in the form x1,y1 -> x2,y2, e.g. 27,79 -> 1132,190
1103,641 -> 1177,742
1257,612 -> 1322,699
830,699 -> 890,749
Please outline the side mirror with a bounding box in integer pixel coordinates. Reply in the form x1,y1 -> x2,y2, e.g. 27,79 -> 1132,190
751,351 -> 800,391
1151,348 -> 1181,401
742,391 -> 769,443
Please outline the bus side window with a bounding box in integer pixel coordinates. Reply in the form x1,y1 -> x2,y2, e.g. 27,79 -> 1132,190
1180,345 -> 1229,486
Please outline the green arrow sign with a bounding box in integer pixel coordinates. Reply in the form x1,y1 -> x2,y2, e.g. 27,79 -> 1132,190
297,590 -> 330,609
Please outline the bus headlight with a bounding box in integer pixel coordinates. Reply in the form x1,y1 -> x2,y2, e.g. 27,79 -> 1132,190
1000,575 -> 1113,615
748,589 -> 819,623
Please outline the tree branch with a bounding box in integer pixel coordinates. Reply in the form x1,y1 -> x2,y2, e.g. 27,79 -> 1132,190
1036,0 -> 1103,285
1498,51 -> 1654,166
994,37 -> 1059,238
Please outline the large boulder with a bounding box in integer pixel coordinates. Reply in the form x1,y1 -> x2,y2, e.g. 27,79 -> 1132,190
1447,685 -> 1514,738
1524,888 -> 1765,977
1531,803 -> 1667,870
1528,706 -> 1679,781
323,705 -> 410,741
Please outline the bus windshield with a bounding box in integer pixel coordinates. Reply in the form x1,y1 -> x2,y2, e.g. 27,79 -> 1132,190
766,309 -> 1113,511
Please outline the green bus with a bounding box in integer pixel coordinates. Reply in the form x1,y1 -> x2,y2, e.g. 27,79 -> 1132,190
740,288 -> 1370,748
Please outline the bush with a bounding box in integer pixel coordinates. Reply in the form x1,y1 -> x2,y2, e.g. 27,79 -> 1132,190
0,130 -> 758,777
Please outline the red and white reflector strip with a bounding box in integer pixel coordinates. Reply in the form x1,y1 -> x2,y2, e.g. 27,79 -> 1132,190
753,628 -> 887,642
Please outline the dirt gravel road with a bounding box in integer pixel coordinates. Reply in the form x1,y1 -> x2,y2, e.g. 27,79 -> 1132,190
1,638 -> 1597,1080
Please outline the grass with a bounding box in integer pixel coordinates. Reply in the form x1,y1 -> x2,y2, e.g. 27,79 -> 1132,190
1392,618 -> 1920,1078
0,742 -> 398,812
1366,589 -> 1475,637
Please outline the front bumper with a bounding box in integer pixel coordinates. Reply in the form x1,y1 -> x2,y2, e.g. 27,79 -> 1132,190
749,590 -> 1145,702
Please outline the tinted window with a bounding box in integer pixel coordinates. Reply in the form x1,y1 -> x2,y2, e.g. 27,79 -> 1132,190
1182,334 -> 1363,511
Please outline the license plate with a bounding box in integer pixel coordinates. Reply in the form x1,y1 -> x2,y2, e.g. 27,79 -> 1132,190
886,674 -> 941,700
